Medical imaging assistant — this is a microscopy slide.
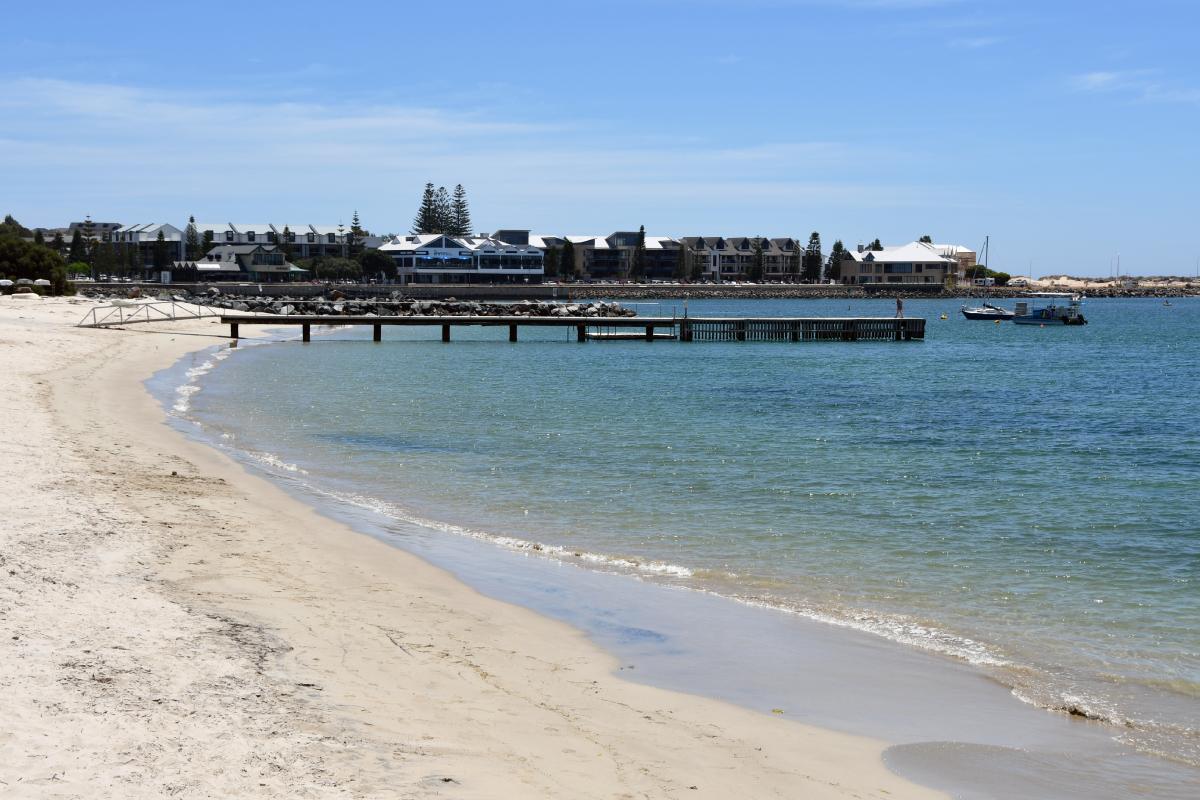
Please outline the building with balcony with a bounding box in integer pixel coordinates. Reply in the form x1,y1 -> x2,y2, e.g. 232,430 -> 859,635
530,232 -> 681,280
171,244 -> 309,283
677,236 -> 801,281
192,222 -> 384,259
379,233 -> 543,284
843,242 -> 956,285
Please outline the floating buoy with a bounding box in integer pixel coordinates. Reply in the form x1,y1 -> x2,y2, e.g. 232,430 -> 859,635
940,313 -> 948,320
995,319 -> 1001,325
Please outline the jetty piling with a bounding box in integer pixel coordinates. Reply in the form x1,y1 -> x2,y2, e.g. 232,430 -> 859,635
220,314 -> 925,343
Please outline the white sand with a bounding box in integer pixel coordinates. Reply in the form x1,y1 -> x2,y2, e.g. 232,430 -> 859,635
0,297 -> 944,799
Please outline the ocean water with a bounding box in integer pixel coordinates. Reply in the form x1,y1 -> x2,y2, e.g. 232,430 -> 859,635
173,297 -> 1199,777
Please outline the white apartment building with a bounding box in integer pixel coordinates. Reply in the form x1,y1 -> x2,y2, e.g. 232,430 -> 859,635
379,234 -> 544,284
843,242 -> 957,285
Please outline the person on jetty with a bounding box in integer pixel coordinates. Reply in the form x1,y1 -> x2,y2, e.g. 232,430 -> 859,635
895,297 -> 904,318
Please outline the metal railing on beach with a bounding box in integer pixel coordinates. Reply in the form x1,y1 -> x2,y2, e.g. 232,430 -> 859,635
76,301 -> 226,328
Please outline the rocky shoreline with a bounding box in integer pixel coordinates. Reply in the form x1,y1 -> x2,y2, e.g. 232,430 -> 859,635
564,284 -> 1200,300
76,284 -> 1200,311
78,288 -> 637,318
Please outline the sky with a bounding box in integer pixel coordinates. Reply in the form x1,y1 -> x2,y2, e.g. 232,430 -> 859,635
2,0 -> 1198,276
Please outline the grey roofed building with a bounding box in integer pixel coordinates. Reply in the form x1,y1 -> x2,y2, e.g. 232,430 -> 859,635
679,236 -> 800,281
115,223 -> 186,269
192,222 -> 384,258
172,243 -> 308,283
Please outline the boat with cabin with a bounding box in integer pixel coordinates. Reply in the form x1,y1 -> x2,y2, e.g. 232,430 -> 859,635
960,236 -> 1015,320
1012,293 -> 1087,326
961,302 -> 1015,320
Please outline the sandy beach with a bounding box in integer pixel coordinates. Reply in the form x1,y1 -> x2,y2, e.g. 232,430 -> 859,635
0,295 -> 943,798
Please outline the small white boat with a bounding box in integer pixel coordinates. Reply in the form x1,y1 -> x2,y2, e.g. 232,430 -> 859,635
1012,293 -> 1087,326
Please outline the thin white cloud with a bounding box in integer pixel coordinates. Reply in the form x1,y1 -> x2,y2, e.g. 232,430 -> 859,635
948,35 -> 1002,49
1069,69 -> 1200,105
0,76 -> 950,229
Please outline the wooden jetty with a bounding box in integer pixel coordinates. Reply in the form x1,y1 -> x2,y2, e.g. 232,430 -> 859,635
220,314 -> 924,343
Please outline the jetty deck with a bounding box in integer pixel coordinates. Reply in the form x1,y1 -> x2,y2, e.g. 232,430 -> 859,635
220,314 -> 925,343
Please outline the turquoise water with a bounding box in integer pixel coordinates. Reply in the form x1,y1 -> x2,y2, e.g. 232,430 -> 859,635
179,297 -> 1199,768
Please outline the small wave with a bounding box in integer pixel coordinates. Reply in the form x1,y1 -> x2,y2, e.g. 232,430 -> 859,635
301,486 -> 695,579
244,450 -> 309,475
171,348 -> 233,414
721,593 -> 1010,668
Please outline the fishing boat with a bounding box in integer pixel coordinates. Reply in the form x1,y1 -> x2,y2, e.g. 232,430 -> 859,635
961,302 -> 1014,320
1012,293 -> 1087,326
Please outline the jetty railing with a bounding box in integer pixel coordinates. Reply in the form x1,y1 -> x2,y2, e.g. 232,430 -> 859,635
218,314 -> 925,343
77,301 -> 225,328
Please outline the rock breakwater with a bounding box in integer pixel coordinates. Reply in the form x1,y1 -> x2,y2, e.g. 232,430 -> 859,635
80,288 -> 636,318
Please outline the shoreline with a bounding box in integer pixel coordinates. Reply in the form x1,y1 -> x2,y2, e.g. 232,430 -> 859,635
0,297 -> 944,797
161,317 -> 1199,799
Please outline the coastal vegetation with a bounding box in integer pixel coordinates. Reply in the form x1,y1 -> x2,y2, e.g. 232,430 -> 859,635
0,214 -> 71,294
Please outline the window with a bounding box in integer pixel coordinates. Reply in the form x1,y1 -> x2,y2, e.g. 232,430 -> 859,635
247,231 -> 256,242
327,233 -> 335,244
307,233 -> 316,243
267,231 -> 277,243
286,231 -> 295,242
225,231 -> 233,242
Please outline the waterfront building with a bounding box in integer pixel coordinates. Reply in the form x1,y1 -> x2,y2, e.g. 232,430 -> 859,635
192,222 -> 384,259
115,223 -> 186,264
843,242 -> 957,285
678,236 -> 799,281
930,244 -> 977,282
29,221 -> 124,245
170,243 -> 309,283
528,233 -> 680,281
379,233 -> 544,284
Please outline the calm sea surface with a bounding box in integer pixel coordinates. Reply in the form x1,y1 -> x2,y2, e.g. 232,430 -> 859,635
178,297 -> 1199,768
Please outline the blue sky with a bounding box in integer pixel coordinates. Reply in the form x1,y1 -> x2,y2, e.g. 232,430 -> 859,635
2,0 -> 1198,276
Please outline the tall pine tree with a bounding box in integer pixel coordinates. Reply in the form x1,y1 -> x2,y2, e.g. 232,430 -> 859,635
825,240 -> 847,282
185,215 -> 201,260
631,225 -> 646,281
450,184 -> 471,237
153,230 -> 169,271
750,238 -> 765,282
561,239 -> 576,280
802,231 -> 823,282
434,186 -> 452,235
349,211 -> 365,254
68,229 -> 86,264
412,183 -> 437,233
544,246 -> 559,279
280,225 -> 294,260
